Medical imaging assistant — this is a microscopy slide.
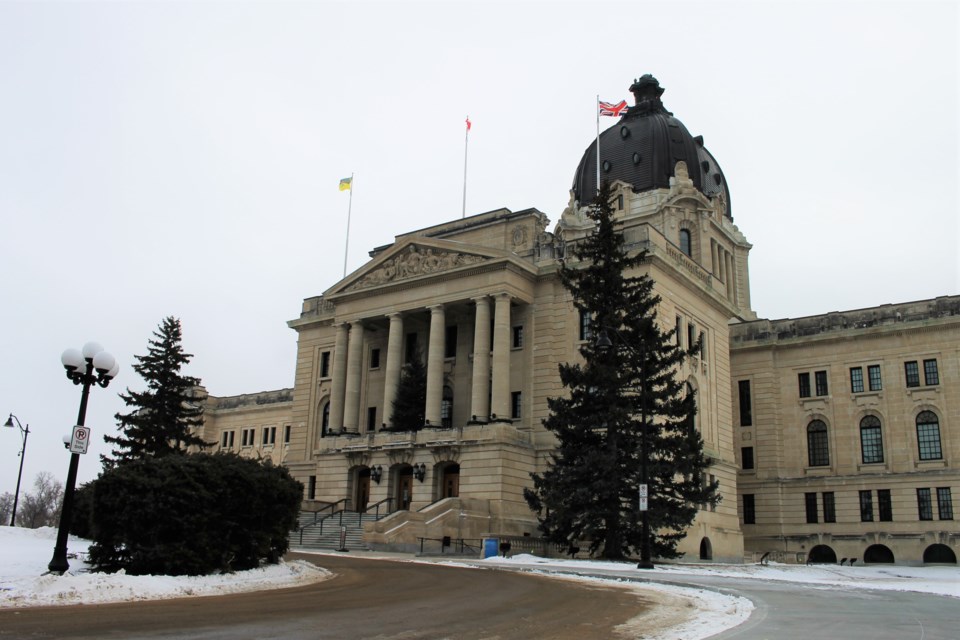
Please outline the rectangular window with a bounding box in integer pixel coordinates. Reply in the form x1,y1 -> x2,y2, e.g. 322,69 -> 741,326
798,372 -> 811,398
822,492 -> 836,523
741,446 -> 754,470
937,488 -> 953,520
687,322 -> 696,353
923,359 -> 939,385
699,330 -> 707,361
445,325 -> 458,358
320,351 -> 331,378
805,492 -> 818,524
878,489 -> 892,522
405,332 -> 418,364
905,361 -> 920,387
579,311 -> 593,341
221,432 -> 229,449
859,490 -> 874,522
918,488 -> 933,521
307,476 -> 316,500
367,407 -> 377,432
815,370 -> 829,396
511,391 -> 522,420
850,367 -> 864,393
917,418 -> 942,461
284,424 -> 291,444
370,348 -> 381,369
262,426 -> 276,446
868,364 -> 882,391
742,494 -> 756,525
512,325 -> 524,349
675,316 -> 683,346
738,380 -> 752,426
228,431 -> 235,448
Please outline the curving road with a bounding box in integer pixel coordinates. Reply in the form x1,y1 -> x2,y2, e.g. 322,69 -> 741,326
0,553 -> 653,640
497,562 -> 960,640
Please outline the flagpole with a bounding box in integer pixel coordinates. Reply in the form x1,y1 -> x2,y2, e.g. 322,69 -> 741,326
343,172 -> 354,278
462,116 -> 470,218
595,95 -> 601,194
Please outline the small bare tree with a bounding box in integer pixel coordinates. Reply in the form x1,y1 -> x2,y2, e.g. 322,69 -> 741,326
16,472 -> 64,528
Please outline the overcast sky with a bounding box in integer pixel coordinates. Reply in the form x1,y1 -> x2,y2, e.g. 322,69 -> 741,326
1,1 -> 957,496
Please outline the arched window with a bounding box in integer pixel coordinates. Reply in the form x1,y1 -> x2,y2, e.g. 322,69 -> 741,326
441,385 -> 454,428
860,415 -> 884,464
320,401 -> 331,437
807,420 -> 829,466
916,411 -> 942,460
679,229 -> 692,256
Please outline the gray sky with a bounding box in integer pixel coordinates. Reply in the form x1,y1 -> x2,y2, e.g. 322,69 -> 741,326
1,0 -> 957,496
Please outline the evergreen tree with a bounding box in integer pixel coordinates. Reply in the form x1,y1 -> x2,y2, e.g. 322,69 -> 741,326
105,317 -> 208,464
525,181 -> 718,560
388,347 -> 427,431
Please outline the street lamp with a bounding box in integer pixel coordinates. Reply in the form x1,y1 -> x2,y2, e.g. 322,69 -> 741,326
48,342 -> 119,575
3,414 -> 30,527
596,328 -> 654,569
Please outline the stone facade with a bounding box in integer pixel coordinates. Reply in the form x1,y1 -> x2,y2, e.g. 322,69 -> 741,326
731,298 -> 960,565
195,76 -> 957,565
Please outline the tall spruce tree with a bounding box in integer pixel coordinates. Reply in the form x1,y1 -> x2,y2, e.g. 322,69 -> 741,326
105,317 -> 208,464
525,181 -> 718,560
388,347 -> 427,431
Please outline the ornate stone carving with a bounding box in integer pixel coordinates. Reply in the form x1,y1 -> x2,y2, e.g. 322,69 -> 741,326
511,224 -> 528,248
345,451 -> 371,468
345,246 -> 488,291
387,449 -> 415,466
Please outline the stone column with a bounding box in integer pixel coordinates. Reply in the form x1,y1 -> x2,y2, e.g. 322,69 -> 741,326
329,323 -> 349,431
424,304 -> 445,427
343,321 -> 365,433
710,239 -> 718,276
725,252 -> 734,300
470,296 -> 491,423
382,312 -> 404,428
491,293 -> 511,421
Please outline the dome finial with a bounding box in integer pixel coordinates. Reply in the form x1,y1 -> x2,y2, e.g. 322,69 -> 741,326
628,74 -> 670,116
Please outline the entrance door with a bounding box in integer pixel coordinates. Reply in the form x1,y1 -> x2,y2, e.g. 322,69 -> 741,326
356,468 -> 371,512
442,464 -> 460,498
397,468 -> 413,510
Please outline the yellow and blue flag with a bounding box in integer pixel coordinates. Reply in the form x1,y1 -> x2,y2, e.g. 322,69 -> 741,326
339,177 -> 352,191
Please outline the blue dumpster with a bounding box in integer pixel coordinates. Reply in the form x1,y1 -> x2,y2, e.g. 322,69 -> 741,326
483,538 -> 498,558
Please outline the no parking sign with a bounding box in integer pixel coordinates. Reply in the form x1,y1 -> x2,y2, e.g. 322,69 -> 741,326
70,425 -> 91,454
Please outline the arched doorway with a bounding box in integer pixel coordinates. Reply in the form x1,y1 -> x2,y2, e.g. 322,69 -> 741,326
355,467 -> 371,512
864,544 -> 895,564
396,466 -> 413,510
442,464 -> 460,499
923,544 -> 957,564
699,537 -> 712,560
808,545 -> 837,564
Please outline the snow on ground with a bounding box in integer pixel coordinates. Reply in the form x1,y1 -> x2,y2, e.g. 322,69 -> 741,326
2,527 -> 957,640
481,553 -> 960,599
0,526 -> 330,608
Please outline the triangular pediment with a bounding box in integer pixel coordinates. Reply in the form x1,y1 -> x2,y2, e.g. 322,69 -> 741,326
329,238 -> 510,296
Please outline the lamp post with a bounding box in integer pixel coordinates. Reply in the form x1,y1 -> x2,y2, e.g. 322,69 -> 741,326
596,328 -> 654,569
3,414 -> 30,527
48,342 -> 118,575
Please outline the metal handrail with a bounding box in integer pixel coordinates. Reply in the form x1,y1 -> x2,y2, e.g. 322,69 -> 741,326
298,499 -> 350,544
362,497 -> 394,521
417,536 -> 482,555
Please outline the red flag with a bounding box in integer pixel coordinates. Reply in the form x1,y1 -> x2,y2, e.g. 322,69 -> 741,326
466,116 -> 472,131
599,100 -> 629,117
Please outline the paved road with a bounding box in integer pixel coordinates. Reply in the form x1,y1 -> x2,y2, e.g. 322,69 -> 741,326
0,553 -> 651,640
499,563 -> 960,640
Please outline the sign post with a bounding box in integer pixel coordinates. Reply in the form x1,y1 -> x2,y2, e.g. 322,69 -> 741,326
69,425 -> 90,455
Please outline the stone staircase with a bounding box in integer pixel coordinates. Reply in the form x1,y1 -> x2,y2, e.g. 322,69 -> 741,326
290,510 -> 380,552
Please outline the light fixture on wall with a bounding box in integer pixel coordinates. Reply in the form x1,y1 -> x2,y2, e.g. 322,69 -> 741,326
370,464 -> 383,484
413,463 -> 426,482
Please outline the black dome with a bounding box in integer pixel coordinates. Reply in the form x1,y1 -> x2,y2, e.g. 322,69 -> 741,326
572,75 -> 732,219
